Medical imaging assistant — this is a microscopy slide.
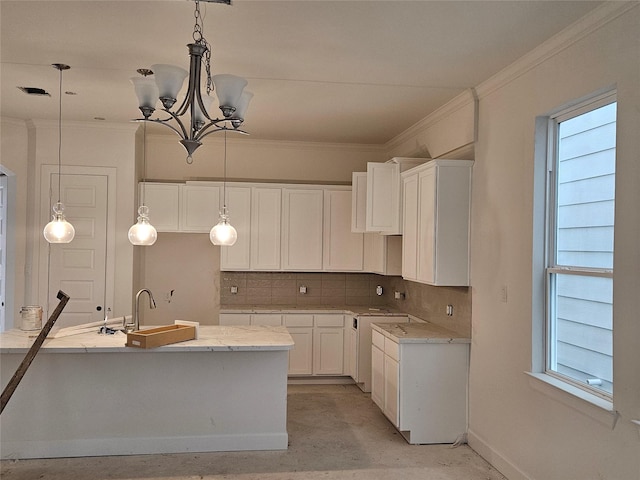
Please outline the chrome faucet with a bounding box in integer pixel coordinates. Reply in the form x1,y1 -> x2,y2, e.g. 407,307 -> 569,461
126,288 -> 156,333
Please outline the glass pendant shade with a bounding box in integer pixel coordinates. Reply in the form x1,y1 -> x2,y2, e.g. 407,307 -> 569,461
212,74 -> 248,113
128,206 -> 157,246
234,90 -> 254,120
131,76 -> 159,110
151,64 -> 188,101
193,94 -> 215,125
209,213 -> 237,246
43,202 -> 75,244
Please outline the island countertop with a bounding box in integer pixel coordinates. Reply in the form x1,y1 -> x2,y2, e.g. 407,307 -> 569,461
0,325 -> 294,354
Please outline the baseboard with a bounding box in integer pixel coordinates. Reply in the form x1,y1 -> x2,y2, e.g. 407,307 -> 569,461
467,429 -> 533,480
288,376 -> 355,385
1,433 -> 288,459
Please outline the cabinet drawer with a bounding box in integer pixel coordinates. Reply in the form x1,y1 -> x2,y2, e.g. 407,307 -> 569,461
284,314 -> 314,327
315,314 -> 344,327
219,313 -> 251,326
384,337 -> 399,361
251,314 -> 282,326
372,330 -> 385,350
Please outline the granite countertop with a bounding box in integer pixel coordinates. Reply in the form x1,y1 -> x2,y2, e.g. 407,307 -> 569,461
0,325 -> 294,354
372,322 -> 470,344
220,305 -> 407,316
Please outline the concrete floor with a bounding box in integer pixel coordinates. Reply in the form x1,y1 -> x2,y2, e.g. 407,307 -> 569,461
0,384 -> 507,480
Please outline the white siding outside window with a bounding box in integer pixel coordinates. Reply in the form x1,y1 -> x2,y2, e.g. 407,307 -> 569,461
547,97 -> 616,397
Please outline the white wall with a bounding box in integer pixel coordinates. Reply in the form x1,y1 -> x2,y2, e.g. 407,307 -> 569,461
467,4 -> 640,480
0,119 -> 29,329
0,120 -> 137,325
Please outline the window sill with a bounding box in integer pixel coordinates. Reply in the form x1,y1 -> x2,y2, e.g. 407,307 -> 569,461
525,372 -> 618,428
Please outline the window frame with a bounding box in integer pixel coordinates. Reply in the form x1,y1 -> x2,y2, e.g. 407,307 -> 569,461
543,91 -> 617,402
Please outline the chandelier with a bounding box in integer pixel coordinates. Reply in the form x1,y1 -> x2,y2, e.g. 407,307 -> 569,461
131,0 -> 252,163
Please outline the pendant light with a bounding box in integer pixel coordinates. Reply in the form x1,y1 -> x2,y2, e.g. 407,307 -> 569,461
209,130 -> 237,246
128,122 -> 158,246
43,64 -> 75,244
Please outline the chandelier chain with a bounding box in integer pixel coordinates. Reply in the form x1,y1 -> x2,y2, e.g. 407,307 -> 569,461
193,0 -> 214,96
57,66 -> 63,203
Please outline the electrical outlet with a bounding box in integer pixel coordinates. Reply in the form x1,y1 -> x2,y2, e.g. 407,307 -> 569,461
376,285 -> 383,296
230,286 -> 238,294
299,285 -> 307,294
446,305 -> 454,316
500,285 -> 508,303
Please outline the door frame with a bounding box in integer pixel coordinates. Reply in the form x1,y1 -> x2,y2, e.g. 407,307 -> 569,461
38,165 -> 117,320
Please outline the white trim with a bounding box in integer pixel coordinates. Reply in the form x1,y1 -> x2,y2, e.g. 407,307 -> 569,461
1,433 -> 288,459
467,428 -> 533,480
475,2 -> 638,100
525,372 -> 618,428
385,88 -> 476,152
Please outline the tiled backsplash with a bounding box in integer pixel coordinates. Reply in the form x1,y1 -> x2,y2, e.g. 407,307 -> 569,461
221,272 -> 388,306
220,271 -> 471,336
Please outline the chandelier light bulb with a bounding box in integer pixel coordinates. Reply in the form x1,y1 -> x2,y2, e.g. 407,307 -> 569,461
43,202 -> 75,244
128,205 -> 157,246
210,212 -> 237,246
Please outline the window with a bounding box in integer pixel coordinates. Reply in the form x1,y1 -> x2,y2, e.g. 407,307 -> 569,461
545,93 -> 616,398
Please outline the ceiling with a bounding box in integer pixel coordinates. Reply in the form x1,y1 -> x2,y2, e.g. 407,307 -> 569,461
1,0 -> 602,145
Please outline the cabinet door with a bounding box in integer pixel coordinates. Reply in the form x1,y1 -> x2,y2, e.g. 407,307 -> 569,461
141,183 -> 180,232
250,187 -> 281,270
323,189 -> 363,271
313,327 -> 344,375
401,173 -> 419,280
384,354 -> 400,427
351,172 -> 367,233
417,168 -> 436,284
371,342 -> 385,409
282,189 -> 323,271
220,187 -> 251,270
366,162 -> 400,234
288,327 -> 314,375
347,326 -> 358,380
180,184 -> 221,232
363,233 -> 384,273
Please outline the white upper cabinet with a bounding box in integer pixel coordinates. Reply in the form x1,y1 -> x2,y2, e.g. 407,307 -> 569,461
281,188 -> 324,271
141,183 -> 180,232
351,172 -> 367,233
364,234 -> 402,276
220,186 -> 252,270
179,183 -> 221,232
324,189 -> 364,271
365,158 -> 427,234
401,160 -> 473,286
250,187 -> 282,271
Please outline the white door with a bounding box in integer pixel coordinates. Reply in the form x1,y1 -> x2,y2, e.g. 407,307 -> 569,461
401,173 -> 419,280
417,168 -> 436,284
0,174 -> 7,331
250,187 -> 281,270
323,189 -> 363,271
42,171 -> 109,327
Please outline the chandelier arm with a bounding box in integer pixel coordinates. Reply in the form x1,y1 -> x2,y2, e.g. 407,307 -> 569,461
197,126 -> 249,142
138,118 -> 188,140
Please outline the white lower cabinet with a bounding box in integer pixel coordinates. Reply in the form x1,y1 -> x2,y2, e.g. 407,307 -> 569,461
286,314 -> 345,376
371,327 -> 469,444
219,313 -> 282,326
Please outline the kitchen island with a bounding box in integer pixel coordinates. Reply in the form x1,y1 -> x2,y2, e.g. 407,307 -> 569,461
0,325 -> 294,459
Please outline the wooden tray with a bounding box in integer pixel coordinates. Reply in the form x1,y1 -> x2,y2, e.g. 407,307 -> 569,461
126,324 -> 196,349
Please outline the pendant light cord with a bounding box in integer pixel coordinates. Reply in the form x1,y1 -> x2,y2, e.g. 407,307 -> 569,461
57,66 -> 63,204
223,129 -> 227,210
141,122 -> 147,207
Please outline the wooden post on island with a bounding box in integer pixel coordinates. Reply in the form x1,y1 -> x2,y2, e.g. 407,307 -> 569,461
0,290 -> 70,414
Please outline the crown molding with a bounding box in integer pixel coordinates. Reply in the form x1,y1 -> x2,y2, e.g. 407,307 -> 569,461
28,118 -> 138,132
384,88 -> 476,153
148,131 -> 386,154
475,1 -> 638,99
